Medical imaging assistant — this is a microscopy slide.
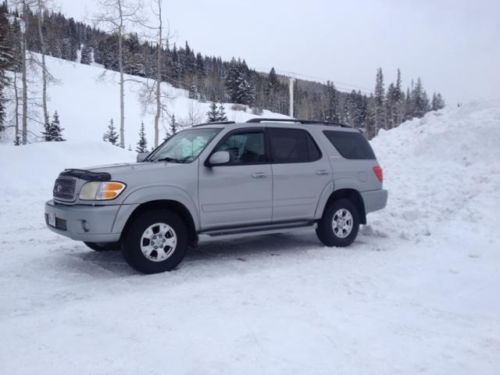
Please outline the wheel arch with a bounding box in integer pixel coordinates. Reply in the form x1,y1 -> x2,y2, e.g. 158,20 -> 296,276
323,189 -> 367,224
121,200 -> 198,247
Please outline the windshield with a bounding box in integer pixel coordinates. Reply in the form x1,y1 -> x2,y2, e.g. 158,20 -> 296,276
146,128 -> 222,163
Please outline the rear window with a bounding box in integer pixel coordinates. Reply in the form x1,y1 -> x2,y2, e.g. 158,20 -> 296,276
269,128 -> 322,163
323,130 -> 376,160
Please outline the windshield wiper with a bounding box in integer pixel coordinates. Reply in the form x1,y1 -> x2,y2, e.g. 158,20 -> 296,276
156,157 -> 181,163
155,156 -> 190,163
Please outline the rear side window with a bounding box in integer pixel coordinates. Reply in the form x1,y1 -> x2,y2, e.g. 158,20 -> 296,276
269,128 -> 322,163
323,131 -> 376,160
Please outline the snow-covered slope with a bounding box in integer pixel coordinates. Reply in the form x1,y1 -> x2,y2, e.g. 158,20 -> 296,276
1,55 -> 288,146
0,102 -> 499,374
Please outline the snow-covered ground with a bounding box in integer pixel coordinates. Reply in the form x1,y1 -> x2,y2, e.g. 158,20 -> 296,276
0,54 -> 288,146
1,102 -> 500,374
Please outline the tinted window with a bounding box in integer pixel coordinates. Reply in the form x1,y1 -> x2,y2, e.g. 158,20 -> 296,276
269,128 -> 322,163
215,131 -> 266,165
323,130 -> 376,160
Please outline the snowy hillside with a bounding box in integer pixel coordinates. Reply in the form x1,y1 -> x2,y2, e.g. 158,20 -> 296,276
1,102 -> 499,374
1,55 -> 288,146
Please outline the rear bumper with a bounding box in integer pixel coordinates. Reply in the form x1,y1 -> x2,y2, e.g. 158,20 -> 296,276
44,200 -> 122,242
361,189 -> 388,214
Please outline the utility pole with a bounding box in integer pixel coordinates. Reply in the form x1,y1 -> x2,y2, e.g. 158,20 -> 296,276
289,77 -> 295,118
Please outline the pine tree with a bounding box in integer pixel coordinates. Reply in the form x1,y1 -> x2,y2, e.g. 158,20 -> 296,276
136,121 -> 148,153
323,81 -> 339,122
225,59 -> 254,105
374,68 -> 386,133
394,69 -> 404,126
412,78 -> 430,118
188,83 -> 199,99
0,3 -> 14,132
365,94 -> 377,139
80,44 -> 92,64
218,103 -> 227,121
385,83 -> 396,129
103,118 -> 119,145
404,87 -> 413,121
169,114 -> 178,135
0,82 -> 5,133
43,111 -> 65,141
431,93 -> 445,111
207,102 -> 219,122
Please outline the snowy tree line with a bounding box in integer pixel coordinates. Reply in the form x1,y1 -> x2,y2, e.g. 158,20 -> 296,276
0,0 -> 445,146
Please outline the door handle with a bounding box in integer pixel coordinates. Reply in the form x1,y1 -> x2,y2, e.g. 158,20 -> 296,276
252,172 -> 267,178
316,169 -> 329,176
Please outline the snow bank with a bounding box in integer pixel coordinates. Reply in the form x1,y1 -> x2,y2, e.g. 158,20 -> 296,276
368,100 -> 500,243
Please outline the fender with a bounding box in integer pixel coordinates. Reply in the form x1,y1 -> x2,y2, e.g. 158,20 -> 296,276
313,181 -> 334,219
314,177 -> 362,218
113,185 -> 201,232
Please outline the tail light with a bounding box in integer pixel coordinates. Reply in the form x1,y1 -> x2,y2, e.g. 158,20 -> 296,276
373,165 -> 383,182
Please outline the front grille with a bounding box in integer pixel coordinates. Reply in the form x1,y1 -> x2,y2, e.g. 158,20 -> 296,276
53,177 -> 76,201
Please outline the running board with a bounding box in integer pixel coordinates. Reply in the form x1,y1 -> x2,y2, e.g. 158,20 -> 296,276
201,221 -> 316,237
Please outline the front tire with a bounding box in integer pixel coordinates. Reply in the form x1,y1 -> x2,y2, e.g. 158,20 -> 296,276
122,209 -> 188,274
316,199 -> 360,247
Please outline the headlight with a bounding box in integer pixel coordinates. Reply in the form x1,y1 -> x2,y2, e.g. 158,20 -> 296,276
79,181 -> 126,200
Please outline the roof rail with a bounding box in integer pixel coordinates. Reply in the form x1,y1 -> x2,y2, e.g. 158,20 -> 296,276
192,121 -> 236,127
246,118 -> 351,128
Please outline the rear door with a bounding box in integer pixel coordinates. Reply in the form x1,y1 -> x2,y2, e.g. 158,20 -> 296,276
268,128 -> 332,221
198,128 -> 272,229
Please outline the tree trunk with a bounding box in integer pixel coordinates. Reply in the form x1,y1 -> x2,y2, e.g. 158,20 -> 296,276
21,2 -> 28,145
37,0 -> 49,126
154,0 -> 163,147
13,72 -> 19,140
118,0 -> 125,148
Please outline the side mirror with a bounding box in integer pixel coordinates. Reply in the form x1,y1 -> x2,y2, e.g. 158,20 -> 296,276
136,152 -> 149,163
208,150 -> 230,166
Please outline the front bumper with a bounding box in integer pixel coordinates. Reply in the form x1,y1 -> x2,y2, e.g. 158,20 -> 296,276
45,200 -> 122,242
361,189 -> 388,214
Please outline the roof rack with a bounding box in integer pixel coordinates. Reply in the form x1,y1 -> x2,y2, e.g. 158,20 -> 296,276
246,118 -> 351,128
192,121 -> 236,127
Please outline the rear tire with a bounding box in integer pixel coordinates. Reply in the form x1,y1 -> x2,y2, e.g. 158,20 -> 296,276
84,241 -> 120,252
316,199 -> 360,247
122,209 -> 188,274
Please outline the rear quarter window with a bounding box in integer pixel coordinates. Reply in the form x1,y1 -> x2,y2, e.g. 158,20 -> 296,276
323,130 -> 376,160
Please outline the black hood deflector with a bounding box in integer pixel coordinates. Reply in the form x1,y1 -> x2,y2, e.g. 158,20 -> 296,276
60,169 -> 111,181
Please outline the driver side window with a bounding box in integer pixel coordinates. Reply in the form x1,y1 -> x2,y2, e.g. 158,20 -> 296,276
215,131 -> 266,165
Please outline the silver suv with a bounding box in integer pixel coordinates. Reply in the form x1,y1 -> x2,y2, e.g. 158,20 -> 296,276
45,119 -> 388,273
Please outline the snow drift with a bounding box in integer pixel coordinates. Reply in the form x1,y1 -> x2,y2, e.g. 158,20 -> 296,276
0,101 -> 499,374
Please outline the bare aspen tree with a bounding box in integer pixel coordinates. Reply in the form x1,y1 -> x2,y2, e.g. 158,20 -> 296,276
36,0 -> 49,126
153,0 -> 163,148
20,1 -> 28,144
94,0 -> 143,149
13,72 -> 20,141
134,0 -> 174,147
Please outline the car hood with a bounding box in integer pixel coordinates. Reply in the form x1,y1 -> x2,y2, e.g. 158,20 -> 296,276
84,162 -> 184,179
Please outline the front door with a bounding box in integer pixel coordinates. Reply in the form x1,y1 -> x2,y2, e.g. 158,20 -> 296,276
199,128 -> 272,229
